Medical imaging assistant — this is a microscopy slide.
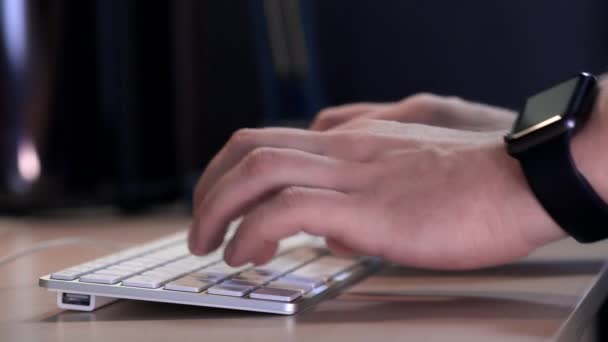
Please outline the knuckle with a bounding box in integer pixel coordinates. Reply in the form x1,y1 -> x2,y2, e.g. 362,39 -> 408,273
312,108 -> 340,127
443,95 -> 465,109
327,131 -> 375,160
276,186 -> 306,211
445,95 -> 463,103
329,130 -> 361,144
397,93 -> 446,121
312,116 -> 332,129
241,147 -> 280,176
330,117 -> 370,131
316,107 -> 338,119
227,128 -> 257,152
401,93 -> 441,111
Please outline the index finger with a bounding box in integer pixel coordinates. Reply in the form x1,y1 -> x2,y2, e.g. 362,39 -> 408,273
193,128 -> 324,209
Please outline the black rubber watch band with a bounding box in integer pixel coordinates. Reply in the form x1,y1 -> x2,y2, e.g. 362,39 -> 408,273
519,133 -> 608,242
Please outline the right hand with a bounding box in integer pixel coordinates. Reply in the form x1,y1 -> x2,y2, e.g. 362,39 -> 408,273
188,96 -> 564,270
310,93 -> 516,132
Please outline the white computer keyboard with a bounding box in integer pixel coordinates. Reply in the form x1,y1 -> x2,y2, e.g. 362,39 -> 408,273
39,230 -> 382,314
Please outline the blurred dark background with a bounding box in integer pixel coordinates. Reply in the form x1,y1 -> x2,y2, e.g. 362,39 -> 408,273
0,0 -> 607,214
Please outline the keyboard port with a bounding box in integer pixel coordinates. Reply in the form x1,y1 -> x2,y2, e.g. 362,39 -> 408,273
61,293 -> 91,306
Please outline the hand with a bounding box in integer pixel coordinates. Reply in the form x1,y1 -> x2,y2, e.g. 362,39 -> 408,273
188,96 -> 565,270
310,93 -> 516,132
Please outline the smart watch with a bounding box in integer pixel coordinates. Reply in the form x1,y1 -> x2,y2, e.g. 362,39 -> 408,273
504,72 -> 608,242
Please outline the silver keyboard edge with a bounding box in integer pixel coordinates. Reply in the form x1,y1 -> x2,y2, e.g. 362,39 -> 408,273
39,258 -> 383,315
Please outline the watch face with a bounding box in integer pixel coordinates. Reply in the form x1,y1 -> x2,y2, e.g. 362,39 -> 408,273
512,77 -> 578,134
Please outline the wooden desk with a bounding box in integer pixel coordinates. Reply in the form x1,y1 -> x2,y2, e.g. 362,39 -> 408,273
0,211 -> 606,341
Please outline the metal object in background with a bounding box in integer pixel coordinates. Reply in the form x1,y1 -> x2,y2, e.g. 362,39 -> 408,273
249,0 -> 324,126
0,0 -> 72,212
0,1 -> 269,214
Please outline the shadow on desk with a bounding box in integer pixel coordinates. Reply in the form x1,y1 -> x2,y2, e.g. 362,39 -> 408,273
378,259 -> 606,279
40,300 -> 268,323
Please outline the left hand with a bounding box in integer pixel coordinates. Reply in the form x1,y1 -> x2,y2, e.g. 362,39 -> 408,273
310,93 -> 516,132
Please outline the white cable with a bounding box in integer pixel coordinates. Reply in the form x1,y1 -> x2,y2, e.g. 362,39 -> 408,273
0,238 -> 130,268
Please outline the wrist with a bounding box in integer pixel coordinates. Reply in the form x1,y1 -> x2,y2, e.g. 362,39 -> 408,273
491,143 -> 566,250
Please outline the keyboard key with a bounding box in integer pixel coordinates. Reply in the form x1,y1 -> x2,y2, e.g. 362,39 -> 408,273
48,231 -> 191,282
179,253 -> 221,268
77,262 -> 107,270
257,248 -> 321,274
122,275 -> 168,289
276,274 -> 324,288
146,245 -> 189,261
188,272 -> 226,283
79,273 -> 125,284
141,270 -> 180,279
51,268 -> 88,281
266,280 -> 314,294
209,261 -> 251,273
116,262 -> 147,271
233,270 -> 274,284
120,260 -> 157,269
161,261 -> 201,274
192,262 -> 250,281
164,276 -> 214,293
144,267 -> 185,278
290,256 -> 356,282
249,287 -> 302,302
106,265 -> 139,272
131,257 -> 165,265
94,269 -> 132,277
221,279 -> 258,288
207,282 -> 255,297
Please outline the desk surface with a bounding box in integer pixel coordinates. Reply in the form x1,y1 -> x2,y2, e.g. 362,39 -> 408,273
0,210 -> 606,342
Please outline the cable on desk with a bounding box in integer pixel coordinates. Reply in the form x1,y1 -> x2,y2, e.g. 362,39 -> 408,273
0,237 -> 130,268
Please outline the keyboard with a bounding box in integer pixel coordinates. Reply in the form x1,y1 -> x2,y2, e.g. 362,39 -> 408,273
39,230 -> 382,314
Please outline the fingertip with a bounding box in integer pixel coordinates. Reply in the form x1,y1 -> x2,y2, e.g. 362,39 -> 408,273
187,225 -> 206,256
223,239 -> 250,267
188,246 -> 205,256
251,246 -> 276,266
224,253 -> 247,267
188,238 -> 205,256
325,237 -> 358,257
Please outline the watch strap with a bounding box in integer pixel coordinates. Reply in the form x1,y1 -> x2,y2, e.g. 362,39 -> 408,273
519,133 -> 608,242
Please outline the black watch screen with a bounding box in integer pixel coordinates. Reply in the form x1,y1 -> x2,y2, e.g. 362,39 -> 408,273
505,73 -> 596,155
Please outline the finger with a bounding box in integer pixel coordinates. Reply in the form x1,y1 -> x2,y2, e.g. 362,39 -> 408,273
356,95 -> 514,131
331,94 -> 444,130
325,237 -> 359,257
224,240 -> 278,266
189,148 -> 358,254
193,128 -> 325,211
310,103 -> 391,131
223,187 -> 376,266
